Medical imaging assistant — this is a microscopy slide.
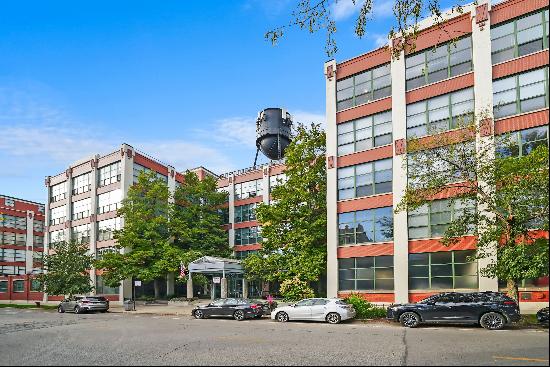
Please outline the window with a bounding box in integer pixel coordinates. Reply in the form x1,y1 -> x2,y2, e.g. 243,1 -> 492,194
336,63 -> 391,111
96,247 -> 118,260
269,173 -> 287,188
15,233 -> 26,246
0,266 -> 25,275
338,207 -> 393,245
38,204 -> 45,214
133,163 -> 168,184
50,182 -> 66,203
234,179 -> 263,200
71,223 -> 91,244
338,255 -> 394,291
235,250 -> 257,260
338,159 -> 392,200
496,126 -> 549,157
33,220 -> 44,232
34,235 -> 44,248
72,172 -> 91,195
406,36 -> 472,90
1,215 -> 27,230
406,88 -> 474,137
234,203 -> 257,223
4,197 -> 14,206
0,281 -> 7,292
49,206 -> 66,225
337,110 -> 392,156
98,162 -> 122,187
493,67 -> 549,119
96,275 -> 119,295
217,187 -> 229,202
31,279 -> 42,292
12,280 -> 25,292
409,250 -> 478,290
0,232 -> 16,245
491,9 -> 549,64
49,229 -> 65,244
408,198 -> 475,240
234,226 -> 262,246
72,198 -> 91,220
97,190 -> 122,214
97,217 -> 122,241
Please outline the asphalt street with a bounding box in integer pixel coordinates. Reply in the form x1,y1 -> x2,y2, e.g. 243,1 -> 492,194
1,308 -> 548,366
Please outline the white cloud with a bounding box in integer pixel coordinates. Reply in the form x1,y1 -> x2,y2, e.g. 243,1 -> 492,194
292,110 -> 326,130
370,32 -> 389,47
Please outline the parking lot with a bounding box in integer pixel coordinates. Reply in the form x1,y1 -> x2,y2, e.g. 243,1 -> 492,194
1,308 -> 548,365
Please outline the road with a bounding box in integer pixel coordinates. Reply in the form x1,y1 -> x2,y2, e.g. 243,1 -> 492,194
1,308 -> 548,366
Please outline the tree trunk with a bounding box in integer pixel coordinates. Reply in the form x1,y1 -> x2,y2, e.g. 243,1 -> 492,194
153,279 -> 160,300
506,278 -> 519,303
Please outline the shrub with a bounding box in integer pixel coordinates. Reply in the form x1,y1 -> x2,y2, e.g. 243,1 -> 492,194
279,277 -> 315,301
344,293 -> 387,319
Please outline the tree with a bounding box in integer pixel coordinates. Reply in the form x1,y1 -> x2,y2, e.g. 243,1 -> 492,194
266,0 -> 469,57
242,123 -> 327,289
396,120 -> 549,301
171,170 -> 230,258
36,240 -> 94,299
95,171 -> 186,299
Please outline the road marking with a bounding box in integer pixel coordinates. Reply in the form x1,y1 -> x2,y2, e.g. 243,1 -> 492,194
493,356 -> 549,363
172,317 -> 180,320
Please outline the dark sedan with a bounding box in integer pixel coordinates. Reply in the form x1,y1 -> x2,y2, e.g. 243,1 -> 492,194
192,298 -> 264,321
536,307 -> 549,327
387,292 -> 520,330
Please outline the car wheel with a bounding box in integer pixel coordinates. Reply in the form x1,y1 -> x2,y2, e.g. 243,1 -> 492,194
276,311 -> 289,323
233,310 -> 245,321
480,312 -> 505,330
193,310 -> 204,319
399,312 -> 420,328
57,306 -> 65,313
74,306 -> 83,314
326,312 -> 341,324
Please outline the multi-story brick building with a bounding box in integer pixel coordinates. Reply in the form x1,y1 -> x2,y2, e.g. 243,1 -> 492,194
324,0 -> 549,311
0,195 -> 45,302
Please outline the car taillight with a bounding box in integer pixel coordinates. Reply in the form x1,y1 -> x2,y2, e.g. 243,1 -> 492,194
251,304 -> 260,309
503,301 -> 517,305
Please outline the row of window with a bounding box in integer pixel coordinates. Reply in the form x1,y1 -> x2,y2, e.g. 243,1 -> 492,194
338,250 -> 478,291
49,190 -> 122,225
234,226 -> 262,246
0,215 -> 27,230
55,217 -> 123,245
0,266 -> 26,276
234,203 -> 257,223
234,250 -> 258,260
234,179 -> 263,200
337,110 -> 392,156
0,232 -> 44,247
338,207 -> 393,245
0,248 -> 26,262
338,158 -> 392,200
133,163 -> 168,184
0,279 -> 43,292
337,63 -> 392,111
496,126 -> 549,158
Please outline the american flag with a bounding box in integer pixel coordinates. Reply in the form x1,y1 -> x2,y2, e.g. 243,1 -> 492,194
179,262 -> 186,279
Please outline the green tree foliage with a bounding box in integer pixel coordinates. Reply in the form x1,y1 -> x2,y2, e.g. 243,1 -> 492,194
36,240 -> 94,298
243,123 -> 327,285
171,171 -> 230,257
280,277 -> 316,301
397,122 -> 549,301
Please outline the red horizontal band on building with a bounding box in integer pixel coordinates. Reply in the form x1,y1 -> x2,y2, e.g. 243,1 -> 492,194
491,0 -> 548,26
406,73 -> 474,104
234,244 -> 262,252
269,164 -> 286,176
0,227 -> 26,235
405,14 -> 472,55
233,221 -> 259,230
336,97 -> 392,124
0,261 -> 26,266
495,109 -> 550,134
134,153 -> 169,176
412,127 -> 475,151
96,182 -> 121,195
493,50 -> 549,80
337,193 -> 393,213
408,236 -> 477,253
96,239 -> 117,249
337,145 -> 393,168
338,292 -> 395,303
233,170 -> 263,184
337,243 -> 394,258
336,47 -> 391,80
234,196 -> 263,206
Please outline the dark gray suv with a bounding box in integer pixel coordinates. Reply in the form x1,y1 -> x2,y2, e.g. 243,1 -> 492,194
387,292 -> 520,330
57,296 -> 109,314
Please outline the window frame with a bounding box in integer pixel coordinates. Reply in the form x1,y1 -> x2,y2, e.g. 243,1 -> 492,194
336,63 -> 392,111
338,255 -> 395,291
337,158 -> 393,200
338,207 -> 394,246
336,110 -> 393,156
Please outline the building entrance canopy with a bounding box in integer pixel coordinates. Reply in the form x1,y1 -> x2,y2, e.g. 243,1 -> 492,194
187,256 -> 246,300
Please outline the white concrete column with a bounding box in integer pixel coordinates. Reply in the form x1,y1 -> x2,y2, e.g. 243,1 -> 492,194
391,47 -> 410,304
65,172 -> 73,242
119,143 -> 135,302
228,176 -> 236,249
325,59 -> 339,298
221,277 -> 228,299
262,165 -> 270,205
242,279 -> 248,299
43,177 -> 51,302
166,165 -> 177,296
25,210 -> 34,274
472,0 -> 499,292
89,155 -> 99,294
186,273 -> 193,299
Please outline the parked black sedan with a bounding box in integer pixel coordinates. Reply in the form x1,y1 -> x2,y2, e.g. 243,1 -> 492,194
387,292 -> 520,330
536,307 -> 549,327
192,298 -> 265,321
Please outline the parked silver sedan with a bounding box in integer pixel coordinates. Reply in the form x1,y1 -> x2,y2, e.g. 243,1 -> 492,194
271,298 -> 356,324
57,296 -> 109,314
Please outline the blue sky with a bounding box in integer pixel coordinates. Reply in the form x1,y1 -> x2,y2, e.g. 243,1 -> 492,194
0,0 -> 444,203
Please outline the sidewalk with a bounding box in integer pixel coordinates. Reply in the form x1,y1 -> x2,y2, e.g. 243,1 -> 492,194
109,303 -> 196,316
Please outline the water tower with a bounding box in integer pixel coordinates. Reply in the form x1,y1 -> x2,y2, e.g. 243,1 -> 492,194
253,108 -> 293,166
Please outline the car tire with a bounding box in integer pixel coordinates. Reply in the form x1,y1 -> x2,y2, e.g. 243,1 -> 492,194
100,310 -> 108,313
74,306 -> 83,314
233,310 -> 245,321
193,310 -> 204,319
276,311 -> 289,323
480,312 -> 506,330
399,312 -> 420,328
57,306 -> 65,313
326,312 -> 341,324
